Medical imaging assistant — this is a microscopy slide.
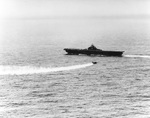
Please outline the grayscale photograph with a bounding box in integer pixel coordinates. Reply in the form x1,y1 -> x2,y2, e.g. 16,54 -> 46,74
0,0 -> 150,117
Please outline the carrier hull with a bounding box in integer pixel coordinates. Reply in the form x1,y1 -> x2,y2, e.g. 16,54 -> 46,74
64,48 -> 124,57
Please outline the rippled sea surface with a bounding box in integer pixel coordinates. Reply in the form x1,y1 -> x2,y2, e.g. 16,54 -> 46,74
0,18 -> 150,118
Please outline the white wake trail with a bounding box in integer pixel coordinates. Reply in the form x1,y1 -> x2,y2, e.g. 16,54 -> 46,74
0,63 -> 93,75
124,55 -> 150,59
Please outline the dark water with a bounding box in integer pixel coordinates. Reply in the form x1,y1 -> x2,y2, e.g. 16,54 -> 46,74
0,18 -> 150,118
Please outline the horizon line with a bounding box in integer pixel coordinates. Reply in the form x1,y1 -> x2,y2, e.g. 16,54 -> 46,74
1,14 -> 150,20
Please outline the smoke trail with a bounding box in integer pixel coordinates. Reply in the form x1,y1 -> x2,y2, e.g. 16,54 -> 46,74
0,63 -> 93,75
124,55 -> 150,59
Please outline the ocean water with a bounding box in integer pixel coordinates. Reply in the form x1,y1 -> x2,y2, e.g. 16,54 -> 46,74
0,18 -> 150,118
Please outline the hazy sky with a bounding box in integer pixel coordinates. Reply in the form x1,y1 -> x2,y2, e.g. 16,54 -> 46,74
0,0 -> 150,19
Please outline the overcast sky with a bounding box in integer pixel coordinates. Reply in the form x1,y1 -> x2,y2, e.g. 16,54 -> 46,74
0,0 -> 150,19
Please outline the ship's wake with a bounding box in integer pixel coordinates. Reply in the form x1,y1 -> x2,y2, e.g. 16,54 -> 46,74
0,63 -> 93,76
124,55 -> 150,59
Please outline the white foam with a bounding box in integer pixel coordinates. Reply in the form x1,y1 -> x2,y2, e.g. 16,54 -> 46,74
124,55 -> 150,59
0,63 -> 93,75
